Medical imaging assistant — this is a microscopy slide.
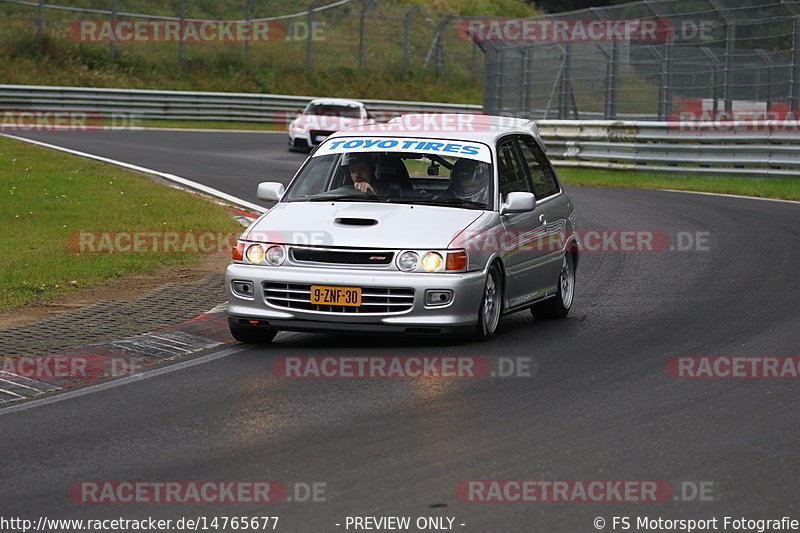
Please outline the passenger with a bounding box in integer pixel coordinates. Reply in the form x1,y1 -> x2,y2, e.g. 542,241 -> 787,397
438,159 -> 491,204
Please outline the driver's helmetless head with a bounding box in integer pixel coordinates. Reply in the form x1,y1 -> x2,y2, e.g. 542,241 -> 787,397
344,154 -> 375,185
349,160 -> 373,184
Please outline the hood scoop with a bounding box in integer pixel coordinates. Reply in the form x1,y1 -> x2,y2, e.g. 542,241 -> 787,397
334,217 -> 378,226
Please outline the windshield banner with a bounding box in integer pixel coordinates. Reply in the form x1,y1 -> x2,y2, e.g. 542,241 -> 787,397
314,137 -> 492,163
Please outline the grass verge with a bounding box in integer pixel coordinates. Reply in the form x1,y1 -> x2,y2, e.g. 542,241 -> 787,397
0,135 -> 244,311
556,167 -> 800,201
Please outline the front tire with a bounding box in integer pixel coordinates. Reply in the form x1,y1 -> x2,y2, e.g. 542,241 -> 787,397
229,325 -> 278,344
474,263 -> 503,340
531,252 -> 575,320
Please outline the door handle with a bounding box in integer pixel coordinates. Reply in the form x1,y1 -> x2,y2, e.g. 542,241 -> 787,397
539,214 -> 547,226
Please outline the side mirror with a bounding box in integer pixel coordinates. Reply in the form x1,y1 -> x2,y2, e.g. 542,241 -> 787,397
500,192 -> 535,215
257,182 -> 285,202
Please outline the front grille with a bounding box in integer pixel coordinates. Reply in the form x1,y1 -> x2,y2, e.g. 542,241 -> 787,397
309,130 -> 334,144
291,248 -> 394,265
263,283 -> 414,314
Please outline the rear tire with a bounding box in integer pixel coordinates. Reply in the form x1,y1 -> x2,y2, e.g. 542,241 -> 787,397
474,263 -> 503,340
229,325 -> 278,344
531,252 -> 575,320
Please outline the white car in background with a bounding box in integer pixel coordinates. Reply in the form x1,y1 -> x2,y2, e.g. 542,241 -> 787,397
288,98 -> 374,151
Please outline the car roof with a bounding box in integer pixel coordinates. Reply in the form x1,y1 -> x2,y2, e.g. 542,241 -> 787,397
306,98 -> 365,108
329,113 -> 541,144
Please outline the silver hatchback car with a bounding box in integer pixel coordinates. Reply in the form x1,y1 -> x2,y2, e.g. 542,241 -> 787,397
226,114 -> 578,343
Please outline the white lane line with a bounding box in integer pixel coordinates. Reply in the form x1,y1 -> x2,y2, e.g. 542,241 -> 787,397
0,344 -> 247,416
148,333 -> 197,348
0,372 -> 60,392
0,377 -> 43,393
0,388 -> 24,399
658,188 -> 800,205
0,133 -> 268,214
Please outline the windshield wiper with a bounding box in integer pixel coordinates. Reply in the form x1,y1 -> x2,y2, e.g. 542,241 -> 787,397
398,198 -> 487,208
304,193 -> 375,202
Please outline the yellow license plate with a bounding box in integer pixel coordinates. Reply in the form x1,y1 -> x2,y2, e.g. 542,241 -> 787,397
310,285 -> 362,306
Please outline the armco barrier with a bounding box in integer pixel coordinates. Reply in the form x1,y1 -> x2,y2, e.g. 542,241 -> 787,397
537,120 -> 800,177
0,84 -> 481,124
1,85 -> 798,177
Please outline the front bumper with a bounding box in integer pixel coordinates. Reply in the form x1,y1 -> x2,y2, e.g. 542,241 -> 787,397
288,132 -> 309,150
288,130 -> 334,150
225,263 -> 486,336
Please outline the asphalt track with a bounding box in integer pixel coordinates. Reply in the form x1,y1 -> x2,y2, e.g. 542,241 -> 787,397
2,130 -> 799,532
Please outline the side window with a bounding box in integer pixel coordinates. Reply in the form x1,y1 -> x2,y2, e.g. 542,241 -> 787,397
284,154 -> 340,200
497,139 -> 530,200
518,135 -> 560,199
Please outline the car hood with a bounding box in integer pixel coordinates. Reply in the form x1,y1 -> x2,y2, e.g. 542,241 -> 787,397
243,202 -> 485,249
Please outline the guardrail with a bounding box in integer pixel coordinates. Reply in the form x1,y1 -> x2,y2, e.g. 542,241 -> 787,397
0,84 -> 481,124
2,85 -> 798,177
537,120 -> 800,177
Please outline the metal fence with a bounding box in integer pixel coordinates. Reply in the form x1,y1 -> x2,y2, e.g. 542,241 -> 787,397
0,0 -> 485,79
479,0 -> 800,121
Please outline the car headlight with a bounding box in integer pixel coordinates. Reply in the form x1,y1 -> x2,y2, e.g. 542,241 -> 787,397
396,250 -> 467,272
290,124 -> 307,133
397,251 -> 419,271
245,244 -> 265,264
421,252 -> 443,272
265,245 -> 286,266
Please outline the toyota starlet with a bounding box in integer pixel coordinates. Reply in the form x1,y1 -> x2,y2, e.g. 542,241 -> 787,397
227,114 -> 578,343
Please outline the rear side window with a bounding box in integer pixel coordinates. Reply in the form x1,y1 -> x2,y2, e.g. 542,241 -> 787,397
517,135 -> 560,199
497,139 -> 530,199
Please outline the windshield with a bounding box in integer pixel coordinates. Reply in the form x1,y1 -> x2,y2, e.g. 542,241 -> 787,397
283,150 -> 495,210
305,104 -> 363,118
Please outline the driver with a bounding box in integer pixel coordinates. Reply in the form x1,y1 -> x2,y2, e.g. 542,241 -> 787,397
343,153 -> 411,197
438,158 -> 491,204
344,153 -> 379,195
